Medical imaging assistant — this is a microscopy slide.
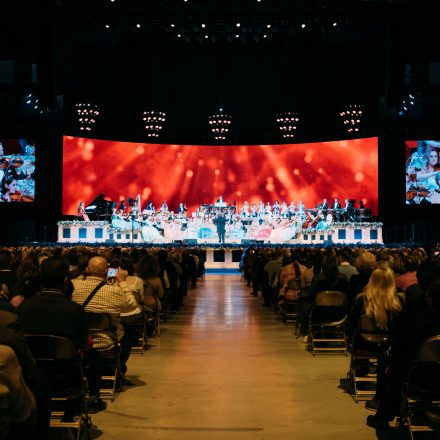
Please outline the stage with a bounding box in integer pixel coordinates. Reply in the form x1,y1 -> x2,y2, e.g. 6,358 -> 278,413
57,220 -> 383,246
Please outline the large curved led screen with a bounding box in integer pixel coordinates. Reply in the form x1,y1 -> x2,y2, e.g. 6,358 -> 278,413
62,136 -> 378,215
406,140 -> 440,204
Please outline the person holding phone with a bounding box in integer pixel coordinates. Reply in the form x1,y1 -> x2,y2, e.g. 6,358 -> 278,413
71,256 -> 139,382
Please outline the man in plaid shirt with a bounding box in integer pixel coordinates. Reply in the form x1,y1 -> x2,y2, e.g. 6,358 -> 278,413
71,256 -> 139,374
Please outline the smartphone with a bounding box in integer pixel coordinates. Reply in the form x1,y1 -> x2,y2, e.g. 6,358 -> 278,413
107,268 -> 117,277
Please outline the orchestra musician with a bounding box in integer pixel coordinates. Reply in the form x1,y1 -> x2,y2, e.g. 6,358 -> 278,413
177,202 -> 187,216
160,200 -> 169,213
0,176 -> 18,202
344,198 -> 355,221
77,201 -> 90,221
332,198 -> 341,210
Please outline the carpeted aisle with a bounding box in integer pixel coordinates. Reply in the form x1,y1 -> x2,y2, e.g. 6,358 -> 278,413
92,274 -> 374,439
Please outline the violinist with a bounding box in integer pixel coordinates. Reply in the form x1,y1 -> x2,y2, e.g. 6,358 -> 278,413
0,158 -> 8,183
1,176 -> 18,202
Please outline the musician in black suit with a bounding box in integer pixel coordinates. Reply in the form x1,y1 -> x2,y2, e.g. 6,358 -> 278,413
332,198 -> 341,210
214,212 -> 227,243
321,198 -> 328,210
332,198 -> 341,220
177,202 -> 187,215
344,198 -> 355,221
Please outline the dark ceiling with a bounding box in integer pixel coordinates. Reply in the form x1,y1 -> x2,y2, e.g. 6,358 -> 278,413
0,0 -> 439,142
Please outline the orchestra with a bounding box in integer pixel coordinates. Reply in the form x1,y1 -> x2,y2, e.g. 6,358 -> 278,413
79,194 -> 372,244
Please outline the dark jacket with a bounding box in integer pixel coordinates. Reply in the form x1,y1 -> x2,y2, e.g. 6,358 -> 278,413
18,289 -> 88,349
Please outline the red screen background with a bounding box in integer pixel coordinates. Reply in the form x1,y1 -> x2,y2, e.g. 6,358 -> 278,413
62,136 -> 378,215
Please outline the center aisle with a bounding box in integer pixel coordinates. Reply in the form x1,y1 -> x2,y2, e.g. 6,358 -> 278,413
94,274 -> 373,440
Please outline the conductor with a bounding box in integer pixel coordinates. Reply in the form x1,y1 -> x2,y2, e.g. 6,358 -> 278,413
215,211 -> 227,243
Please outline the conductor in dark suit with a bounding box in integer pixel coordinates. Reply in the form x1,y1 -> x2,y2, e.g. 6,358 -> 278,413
215,212 -> 227,243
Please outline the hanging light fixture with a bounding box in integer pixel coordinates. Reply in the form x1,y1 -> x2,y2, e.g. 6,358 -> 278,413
275,112 -> 300,138
75,103 -> 100,132
339,104 -> 364,133
208,108 -> 232,141
142,110 -> 166,138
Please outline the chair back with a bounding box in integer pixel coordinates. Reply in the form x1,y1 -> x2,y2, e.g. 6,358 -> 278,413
86,312 -> 114,332
418,335 -> 440,362
407,335 -> 440,398
287,278 -> 302,291
25,334 -> 77,361
358,315 -> 389,344
315,290 -> 346,307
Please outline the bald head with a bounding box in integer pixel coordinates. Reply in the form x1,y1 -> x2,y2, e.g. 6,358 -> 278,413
87,256 -> 108,277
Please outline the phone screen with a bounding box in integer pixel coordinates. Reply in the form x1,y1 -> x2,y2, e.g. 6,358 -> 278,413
107,268 -> 117,277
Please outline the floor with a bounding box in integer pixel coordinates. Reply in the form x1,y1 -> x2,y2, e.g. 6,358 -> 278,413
93,274 -> 375,440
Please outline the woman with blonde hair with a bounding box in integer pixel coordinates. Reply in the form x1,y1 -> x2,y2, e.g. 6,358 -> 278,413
362,265 -> 402,330
347,265 -> 403,412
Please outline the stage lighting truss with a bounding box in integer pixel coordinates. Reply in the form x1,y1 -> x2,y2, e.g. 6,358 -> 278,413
142,110 -> 166,138
339,105 -> 364,133
208,112 -> 232,141
75,103 -> 100,132
275,112 -> 300,138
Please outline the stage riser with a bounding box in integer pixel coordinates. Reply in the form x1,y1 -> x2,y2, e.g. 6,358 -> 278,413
57,222 -> 383,245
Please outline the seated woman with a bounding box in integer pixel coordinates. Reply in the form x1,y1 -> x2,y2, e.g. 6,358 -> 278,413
1,177 -> 18,202
347,264 -> 403,412
77,201 -> 90,221
135,254 -> 164,335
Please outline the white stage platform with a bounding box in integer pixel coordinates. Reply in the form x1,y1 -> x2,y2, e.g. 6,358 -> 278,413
57,220 -> 383,246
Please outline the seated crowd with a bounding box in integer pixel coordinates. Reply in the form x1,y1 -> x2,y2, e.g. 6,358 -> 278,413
241,245 -> 440,432
0,246 -> 204,439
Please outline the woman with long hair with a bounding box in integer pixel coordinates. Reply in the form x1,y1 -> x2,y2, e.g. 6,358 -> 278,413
135,253 -> 164,335
347,264 -> 403,413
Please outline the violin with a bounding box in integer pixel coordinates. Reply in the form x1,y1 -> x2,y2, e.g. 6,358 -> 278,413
10,190 -> 34,202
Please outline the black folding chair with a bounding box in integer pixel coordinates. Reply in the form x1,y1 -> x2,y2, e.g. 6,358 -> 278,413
348,315 -> 389,402
308,291 -> 347,355
86,312 -> 120,401
24,334 -> 90,440
282,278 -> 302,324
398,335 -> 440,439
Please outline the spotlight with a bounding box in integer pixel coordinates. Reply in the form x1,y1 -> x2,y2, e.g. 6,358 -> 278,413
201,23 -> 206,28
339,105 -> 365,133
235,34 -> 239,38
332,22 -> 338,27
275,112 -> 300,139
236,23 -> 241,28
208,110 -> 232,141
136,23 -> 141,28
266,24 -> 271,28
171,24 -> 175,27
142,110 -> 167,138
301,23 -> 306,29
204,35 -> 209,39
75,103 -> 100,132
177,33 -> 181,38
105,24 -> 110,29
263,34 -> 267,38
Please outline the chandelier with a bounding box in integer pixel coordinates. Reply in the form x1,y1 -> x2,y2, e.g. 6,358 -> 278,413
142,110 -> 166,138
75,103 -> 100,132
339,105 -> 364,133
208,109 -> 232,140
275,112 -> 300,138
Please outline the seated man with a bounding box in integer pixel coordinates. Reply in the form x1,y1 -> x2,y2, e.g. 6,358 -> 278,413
71,256 -> 139,380
18,257 -> 106,412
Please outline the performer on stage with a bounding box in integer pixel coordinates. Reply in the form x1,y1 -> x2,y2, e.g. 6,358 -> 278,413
215,196 -> 226,207
344,198 -> 355,221
214,211 -> 227,243
77,201 -> 90,221
332,198 -> 341,209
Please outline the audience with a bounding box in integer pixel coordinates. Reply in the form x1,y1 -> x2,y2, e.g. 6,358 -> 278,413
0,244 -> 439,438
